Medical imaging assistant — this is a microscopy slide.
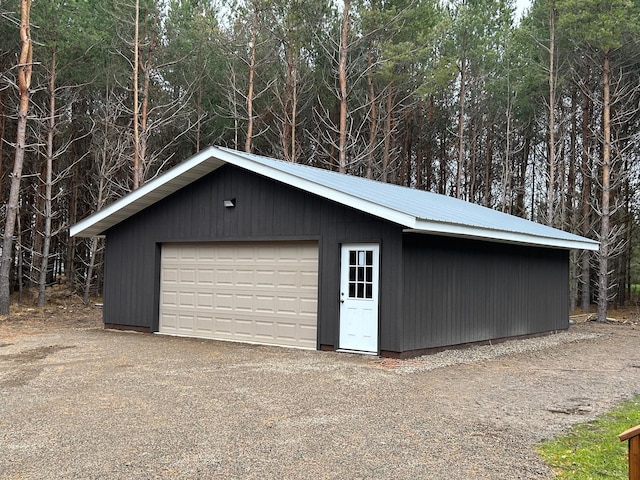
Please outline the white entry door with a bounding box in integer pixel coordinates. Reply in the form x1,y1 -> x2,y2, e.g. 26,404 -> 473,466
339,244 -> 379,353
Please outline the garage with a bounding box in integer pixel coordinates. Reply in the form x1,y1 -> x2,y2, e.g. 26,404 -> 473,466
159,241 -> 319,349
71,146 -> 599,357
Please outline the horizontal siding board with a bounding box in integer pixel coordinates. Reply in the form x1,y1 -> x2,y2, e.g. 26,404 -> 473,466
104,165 -> 403,351
401,234 -> 569,351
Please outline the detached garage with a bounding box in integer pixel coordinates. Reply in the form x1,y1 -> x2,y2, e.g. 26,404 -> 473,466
70,146 -> 598,357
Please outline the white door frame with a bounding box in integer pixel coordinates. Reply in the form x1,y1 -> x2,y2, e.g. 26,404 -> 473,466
338,243 -> 379,353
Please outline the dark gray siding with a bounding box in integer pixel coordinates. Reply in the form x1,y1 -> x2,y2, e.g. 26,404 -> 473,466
103,164 -> 403,351
401,234 -> 570,352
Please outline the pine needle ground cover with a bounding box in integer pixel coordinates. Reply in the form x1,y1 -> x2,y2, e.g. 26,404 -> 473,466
537,396 -> 640,479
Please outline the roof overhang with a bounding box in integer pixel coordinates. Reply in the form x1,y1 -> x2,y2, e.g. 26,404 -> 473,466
70,146 -> 599,252
404,220 -> 600,251
70,148 -> 226,237
70,146 -> 416,238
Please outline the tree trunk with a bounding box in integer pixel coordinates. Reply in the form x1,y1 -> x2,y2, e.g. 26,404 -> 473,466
290,63 -> 298,163
365,42 -> 377,180
37,49 -> 56,308
402,111 -> 412,187
580,64 -> 592,312
137,6 -> 158,183
337,0 -> 350,173
597,51 -> 612,323
425,96 -> 435,191
139,40 -> 153,182
83,235 -> 100,305
132,0 -> 141,189
515,135 -> 530,218
0,0 -> 32,315
568,87 -> 578,312
415,103 -> 424,189
245,7 -> 258,153
381,86 -> 393,182
469,116 -> 476,202
456,58 -> 466,199
0,90 -> 5,202
280,49 -> 295,162
502,88 -> 513,213
484,122 -> 493,207
547,1 -> 556,226
438,134 -> 446,195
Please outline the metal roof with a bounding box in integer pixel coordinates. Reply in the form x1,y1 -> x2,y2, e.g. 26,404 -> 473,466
70,146 -> 599,251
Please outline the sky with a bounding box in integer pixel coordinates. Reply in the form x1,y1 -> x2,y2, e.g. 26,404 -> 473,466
514,0 -> 532,20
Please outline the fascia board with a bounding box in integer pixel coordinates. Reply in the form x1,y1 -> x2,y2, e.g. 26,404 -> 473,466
407,220 -> 600,251
214,148 -> 418,229
70,148 -> 224,237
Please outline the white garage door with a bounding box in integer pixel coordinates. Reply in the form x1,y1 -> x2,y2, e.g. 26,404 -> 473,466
159,242 -> 319,349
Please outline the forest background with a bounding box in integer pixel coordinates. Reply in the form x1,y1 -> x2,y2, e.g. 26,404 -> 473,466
0,0 -> 638,321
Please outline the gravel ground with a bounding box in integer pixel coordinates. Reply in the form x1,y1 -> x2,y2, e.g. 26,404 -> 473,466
1,310 -> 639,479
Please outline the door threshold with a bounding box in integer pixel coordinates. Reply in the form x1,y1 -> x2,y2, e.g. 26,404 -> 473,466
336,349 -> 379,356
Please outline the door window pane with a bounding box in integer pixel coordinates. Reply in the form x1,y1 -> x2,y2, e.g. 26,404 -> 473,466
347,248 -> 375,299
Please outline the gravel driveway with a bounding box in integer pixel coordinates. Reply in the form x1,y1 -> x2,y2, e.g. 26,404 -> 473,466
1,311 -> 639,479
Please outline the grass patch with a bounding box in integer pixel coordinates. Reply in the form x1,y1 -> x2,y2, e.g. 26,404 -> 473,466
537,396 -> 640,479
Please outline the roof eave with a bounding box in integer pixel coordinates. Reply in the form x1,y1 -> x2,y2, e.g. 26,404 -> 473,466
70,147 -> 224,238
70,146 -> 418,238
406,220 -> 600,251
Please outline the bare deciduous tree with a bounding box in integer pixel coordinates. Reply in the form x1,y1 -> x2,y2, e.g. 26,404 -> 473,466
0,0 -> 32,315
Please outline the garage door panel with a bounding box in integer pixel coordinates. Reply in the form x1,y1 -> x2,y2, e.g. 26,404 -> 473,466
256,270 -> 275,286
235,294 -> 254,312
255,321 -> 280,338
159,242 -> 318,349
180,289 -> 196,303
276,296 -> 297,314
178,269 -> 197,284
177,314 -> 195,331
162,268 -> 179,283
299,298 -> 318,315
215,295 -> 233,310
196,315 -> 214,333
277,271 -> 298,288
216,269 -> 234,285
197,269 -> 215,284
255,295 -> 275,313
214,317 -> 233,335
160,312 -> 177,329
196,292 -> 214,308
161,290 -> 178,307
276,322 -> 297,338
300,271 -> 318,287
178,249 -> 197,261
235,270 -> 255,286
197,248 -> 216,261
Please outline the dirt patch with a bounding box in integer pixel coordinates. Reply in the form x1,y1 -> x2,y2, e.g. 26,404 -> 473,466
2,344 -> 76,363
0,300 -> 102,340
0,345 -> 77,388
1,308 -> 639,479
